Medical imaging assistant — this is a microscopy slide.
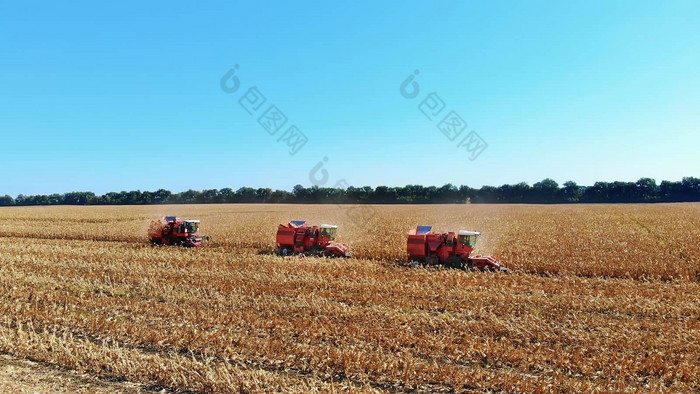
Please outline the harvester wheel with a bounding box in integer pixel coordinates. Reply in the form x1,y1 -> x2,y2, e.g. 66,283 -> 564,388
309,244 -> 324,256
279,246 -> 291,256
463,259 -> 476,271
445,256 -> 462,269
150,238 -> 160,246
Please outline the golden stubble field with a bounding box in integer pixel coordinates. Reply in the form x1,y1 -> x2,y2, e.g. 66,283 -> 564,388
0,203 -> 698,392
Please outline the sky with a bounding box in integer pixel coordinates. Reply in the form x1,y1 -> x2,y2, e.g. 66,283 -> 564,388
1,1 -> 698,196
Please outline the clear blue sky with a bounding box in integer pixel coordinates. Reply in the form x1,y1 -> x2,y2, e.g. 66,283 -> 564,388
1,1 -> 698,196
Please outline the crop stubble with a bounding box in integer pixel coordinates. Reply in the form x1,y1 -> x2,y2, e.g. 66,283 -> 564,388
0,204 -> 698,392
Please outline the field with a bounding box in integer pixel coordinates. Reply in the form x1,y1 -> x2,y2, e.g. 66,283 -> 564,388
0,203 -> 698,392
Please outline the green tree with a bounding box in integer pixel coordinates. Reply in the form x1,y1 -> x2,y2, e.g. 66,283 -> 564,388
635,178 -> 658,202
562,181 -> 582,203
255,188 -> 272,203
533,178 -> 560,203
218,188 -> 236,203
0,195 -> 15,206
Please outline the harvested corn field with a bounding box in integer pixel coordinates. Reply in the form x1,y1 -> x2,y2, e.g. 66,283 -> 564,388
0,204 -> 698,392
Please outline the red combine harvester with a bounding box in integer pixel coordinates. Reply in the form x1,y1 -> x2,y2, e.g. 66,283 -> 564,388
407,226 -> 508,272
148,216 -> 210,247
276,220 -> 351,257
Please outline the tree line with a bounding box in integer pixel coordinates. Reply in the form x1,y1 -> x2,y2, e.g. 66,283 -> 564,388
1,177 -> 699,206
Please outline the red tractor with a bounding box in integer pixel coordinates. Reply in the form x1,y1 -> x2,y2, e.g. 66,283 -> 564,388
276,220 -> 351,257
148,216 -> 210,247
407,226 -> 508,272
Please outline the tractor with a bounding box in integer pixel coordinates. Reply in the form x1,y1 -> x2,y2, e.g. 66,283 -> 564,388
276,220 -> 351,257
407,226 -> 507,272
148,216 -> 210,247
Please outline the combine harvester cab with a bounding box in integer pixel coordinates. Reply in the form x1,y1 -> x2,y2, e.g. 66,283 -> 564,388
407,225 -> 507,272
148,216 -> 211,247
276,220 -> 351,257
